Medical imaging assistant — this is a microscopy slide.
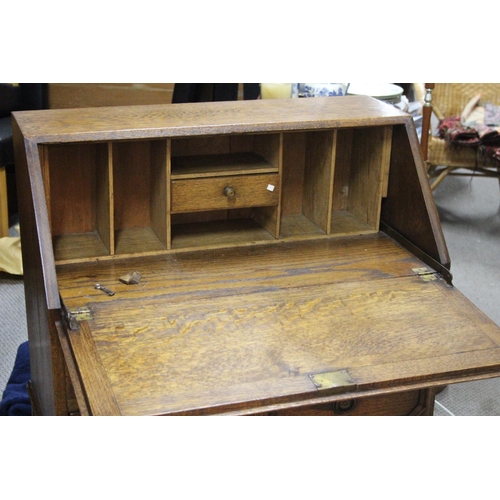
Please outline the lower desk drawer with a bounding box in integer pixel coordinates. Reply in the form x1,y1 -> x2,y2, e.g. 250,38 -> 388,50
171,173 -> 279,213
263,389 -> 434,416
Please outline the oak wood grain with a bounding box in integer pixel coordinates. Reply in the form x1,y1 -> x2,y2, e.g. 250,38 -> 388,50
65,274 -> 500,416
47,83 -> 176,109
171,173 -> 280,213
381,123 -> 450,268
13,96 -> 410,143
303,130 -> 335,234
13,97 -> 495,416
268,389 -> 428,416
171,152 -> 278,179
55,235 -> 500,415
331,128 -> 353,212
97,143 -> 113,255
45,143 -> 102,235
150,140 -> 168,249
113,141 -> 153,229
348,126 -> 389,231
281,132 -> 306,217
13,123 -> 64,414
56,321 -> 90,415
172,135 -> 232,157
171,218 -> 276,249
66,321 -> 121,415
57,234 -> 424,305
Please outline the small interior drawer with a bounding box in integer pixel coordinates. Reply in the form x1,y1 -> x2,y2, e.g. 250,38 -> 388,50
171,173 -> 280,213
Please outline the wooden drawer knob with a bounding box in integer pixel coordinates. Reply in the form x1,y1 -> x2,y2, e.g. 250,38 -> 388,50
224,186 -> 236,198
333,399 -> 357,414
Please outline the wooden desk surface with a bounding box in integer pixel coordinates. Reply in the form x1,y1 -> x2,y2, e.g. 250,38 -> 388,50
56,234 -> 500,415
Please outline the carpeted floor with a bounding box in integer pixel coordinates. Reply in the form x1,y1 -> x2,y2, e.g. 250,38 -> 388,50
432,172 -> 500,415
1,170 -> 499,415
0,224 -> 27,397
0,274 -> 27,395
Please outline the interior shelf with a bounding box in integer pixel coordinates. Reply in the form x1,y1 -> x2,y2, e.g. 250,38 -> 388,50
41,125 -> 393,262
171,218 -> 276,249
114,227 -> 167,255
329,212 -> 377,236
53,232 -> 109,262
171,152 -> 278,179
112,140 -> 168,255
42,142 -> 112,262
329,126 -> 392,236
279,214 -> 325,238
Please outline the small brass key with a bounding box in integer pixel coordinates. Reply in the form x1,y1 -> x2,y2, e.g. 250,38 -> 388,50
94,283 -> 115,296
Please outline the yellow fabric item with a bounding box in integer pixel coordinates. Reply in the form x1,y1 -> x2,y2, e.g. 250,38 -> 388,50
0,226 -> 23,275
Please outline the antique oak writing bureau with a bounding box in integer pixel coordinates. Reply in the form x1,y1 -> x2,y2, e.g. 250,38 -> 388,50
13,96 -> 500,416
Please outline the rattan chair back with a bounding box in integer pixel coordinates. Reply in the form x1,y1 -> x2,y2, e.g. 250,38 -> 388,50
432,83 -> 500,120
423,83 -> 500,190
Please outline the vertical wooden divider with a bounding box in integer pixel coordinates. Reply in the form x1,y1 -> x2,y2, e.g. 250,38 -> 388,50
166,139 -> 172,249
303,130 -> 336,234
326,130 -> 337,235
107,142 -> 115,255
348,127 -> 390,231
276,132 -> 283,238
150,140 -> 168,250
95,142 -> 114,256
331,129 -> 353,213
39,145 -> 52,232
280,132 -> 306,219
251,133 -> 282,238
380,126 -> 393,198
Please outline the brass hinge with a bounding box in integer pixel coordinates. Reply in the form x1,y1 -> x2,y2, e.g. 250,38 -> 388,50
67,306 -> 93,330
412,267 -> 437,282
309,369 -> 355,392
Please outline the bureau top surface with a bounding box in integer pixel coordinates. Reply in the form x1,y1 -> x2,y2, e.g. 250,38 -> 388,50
13,95 -> 410,143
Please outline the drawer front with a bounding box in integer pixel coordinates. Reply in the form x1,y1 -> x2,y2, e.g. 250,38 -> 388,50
265,389 -> 432,416
171,174 -> 279,213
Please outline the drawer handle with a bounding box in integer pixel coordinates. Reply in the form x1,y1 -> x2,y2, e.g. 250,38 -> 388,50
223,186 -> 236,198
333,399 -> 357,414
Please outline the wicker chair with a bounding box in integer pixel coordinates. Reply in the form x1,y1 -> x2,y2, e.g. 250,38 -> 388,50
421,83 -> 500,190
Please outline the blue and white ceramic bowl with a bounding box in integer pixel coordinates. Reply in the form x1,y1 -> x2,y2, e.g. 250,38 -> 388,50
300,83 -> 347,97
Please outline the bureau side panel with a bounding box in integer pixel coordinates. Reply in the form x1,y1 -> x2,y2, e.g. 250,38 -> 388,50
381,122 -> 450,269
13,118 -> 66,415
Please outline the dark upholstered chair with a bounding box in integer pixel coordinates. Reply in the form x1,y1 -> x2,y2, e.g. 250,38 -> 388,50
0,84 -> 46,236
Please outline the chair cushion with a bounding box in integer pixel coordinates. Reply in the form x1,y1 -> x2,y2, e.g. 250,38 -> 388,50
0,84 -> 21,118
0,116 -> 14,165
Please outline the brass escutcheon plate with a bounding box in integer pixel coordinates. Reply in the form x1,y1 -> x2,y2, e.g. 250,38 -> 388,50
309,369 -> 355,391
